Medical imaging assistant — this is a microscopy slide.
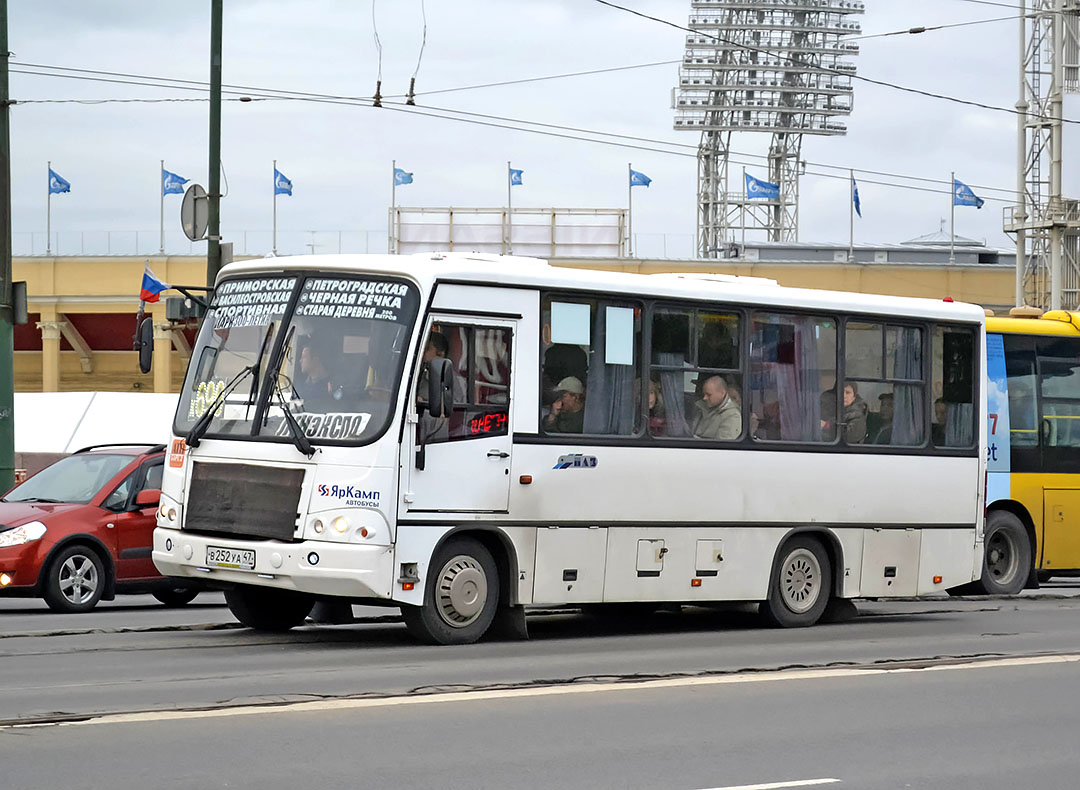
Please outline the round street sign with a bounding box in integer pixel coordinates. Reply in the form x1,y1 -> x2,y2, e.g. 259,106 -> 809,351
181,183 -> 209,242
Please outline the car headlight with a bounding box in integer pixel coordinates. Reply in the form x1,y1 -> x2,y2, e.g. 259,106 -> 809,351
0,521 -> 47,548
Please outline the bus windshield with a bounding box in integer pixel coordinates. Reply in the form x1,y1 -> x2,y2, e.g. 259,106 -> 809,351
175,273 -> 420,445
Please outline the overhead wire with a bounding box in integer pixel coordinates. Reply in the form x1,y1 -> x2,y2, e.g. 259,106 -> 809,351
9,63 -> 1018,201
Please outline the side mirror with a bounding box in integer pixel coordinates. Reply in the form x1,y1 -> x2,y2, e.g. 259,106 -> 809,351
137,316 -> 154,374
426,357 -> 454,419
135,488 -> 161,509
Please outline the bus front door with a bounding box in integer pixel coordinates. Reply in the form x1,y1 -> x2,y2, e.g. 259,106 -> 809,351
403,318 -> 515,513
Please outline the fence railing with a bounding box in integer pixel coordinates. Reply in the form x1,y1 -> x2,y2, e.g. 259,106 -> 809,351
14,230 -> 699,260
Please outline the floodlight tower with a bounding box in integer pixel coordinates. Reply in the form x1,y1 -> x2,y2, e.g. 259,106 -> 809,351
1004,1 -> 1080,310
674,0 -> 864,256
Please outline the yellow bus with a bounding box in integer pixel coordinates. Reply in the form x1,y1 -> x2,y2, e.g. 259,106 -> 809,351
981,309 -> 1080,594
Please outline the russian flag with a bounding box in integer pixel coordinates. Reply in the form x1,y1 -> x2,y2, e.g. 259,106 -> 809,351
140,264 -> 170,303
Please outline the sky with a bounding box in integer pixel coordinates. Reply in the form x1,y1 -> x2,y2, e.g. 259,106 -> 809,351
10,0 -> 1080,258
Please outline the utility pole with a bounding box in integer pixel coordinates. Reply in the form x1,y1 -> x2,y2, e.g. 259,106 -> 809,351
0,0 -> 14,492
206,0 -> 223,287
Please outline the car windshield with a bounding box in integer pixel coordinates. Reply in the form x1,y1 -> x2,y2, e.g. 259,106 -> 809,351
5,454 -> 133,505
175,273 -> 420,445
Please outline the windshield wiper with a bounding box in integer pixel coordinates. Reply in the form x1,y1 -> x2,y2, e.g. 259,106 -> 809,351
13,497 -> 62,503
274,375 -> 315,458
185,364 -> 259,448
246,323 -> 275,418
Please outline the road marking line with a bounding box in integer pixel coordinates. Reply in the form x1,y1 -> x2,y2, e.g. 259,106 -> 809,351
697,780 -> 840,790
9,652 -> 1080,729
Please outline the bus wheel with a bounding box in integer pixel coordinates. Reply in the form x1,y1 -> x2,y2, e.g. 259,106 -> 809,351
975,511 -> 1031,595
760,536 -> 832,628
225,586 -> 314,632
401,537 -> 499,645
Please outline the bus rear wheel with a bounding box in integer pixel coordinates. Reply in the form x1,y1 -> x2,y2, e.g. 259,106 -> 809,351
760,536 -> 832,628
401,537 -> 499,645
225,586 -> 314,632
973,510 -> 1030,596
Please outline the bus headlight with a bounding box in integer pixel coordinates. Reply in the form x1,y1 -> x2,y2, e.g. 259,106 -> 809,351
0,521 -> 47,548
157,496 -> 181,526
313,519 -> 325,534
331,516 -> 349,534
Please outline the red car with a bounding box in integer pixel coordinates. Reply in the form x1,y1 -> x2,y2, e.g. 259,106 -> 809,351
0,444 -> 201,612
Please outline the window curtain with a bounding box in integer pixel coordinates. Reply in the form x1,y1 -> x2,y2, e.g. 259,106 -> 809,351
755,316 -> 822,442
654,354 -> 690,436
945,403 -> 974,446
582,305 -> 636,435
892,327 -> 924,445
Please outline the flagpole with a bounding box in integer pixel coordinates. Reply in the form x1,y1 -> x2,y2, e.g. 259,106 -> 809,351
159,160 -> 165,255
390,159 -> 396,254
274,158 -> 278,258
628,163 -> 633,258
741,167 -> 746,250
950,170 -> 955,265
848,169 -> 854,263
506,161 -> 512,255
46,160 -> 51,256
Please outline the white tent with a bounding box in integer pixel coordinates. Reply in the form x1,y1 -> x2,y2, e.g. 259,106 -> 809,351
14,392 -> 179,454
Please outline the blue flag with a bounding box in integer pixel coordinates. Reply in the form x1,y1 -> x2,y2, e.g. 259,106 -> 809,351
629,169 -> 651,187
510,168 -> 523,186
394,167 -> 413,186
953,178 -> 984,209
48,168 -> 70,195
162,169 -> 189,196
274,168 -> 293,196
852,177 -> 862,218
745,172 -> 779,200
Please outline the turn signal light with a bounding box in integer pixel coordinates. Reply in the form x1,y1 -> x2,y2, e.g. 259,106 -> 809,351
691,578 -> 702,588
0,573 -> 10,586
933,575 -> 943,584
519,475 -> 533,485
402,582 -> 415,591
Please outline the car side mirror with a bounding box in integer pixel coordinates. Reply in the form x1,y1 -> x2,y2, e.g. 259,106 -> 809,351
134,488 -> 161,509
426,357 -> 454,419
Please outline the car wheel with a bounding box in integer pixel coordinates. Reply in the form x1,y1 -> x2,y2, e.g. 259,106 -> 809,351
225,586 -> 314,632
43,544 -> 107,613
759,536 -> 832,628
152,586 -> 200,607
401,537 -> 499,645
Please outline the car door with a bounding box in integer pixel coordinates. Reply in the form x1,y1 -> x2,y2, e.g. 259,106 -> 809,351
110,458 -> 164,579
403,318 -> 515,512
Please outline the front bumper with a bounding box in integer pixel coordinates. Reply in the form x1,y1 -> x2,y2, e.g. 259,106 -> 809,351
0,541 -> 48,593
152,527 -> 394,599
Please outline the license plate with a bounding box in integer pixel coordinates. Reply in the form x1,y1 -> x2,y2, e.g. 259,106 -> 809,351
206,546 -> 256,570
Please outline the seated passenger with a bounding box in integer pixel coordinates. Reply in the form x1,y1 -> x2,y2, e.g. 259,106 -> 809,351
297,344 -> 339,412
648,379 -> 666,435
873,392 -> 894,444
843,383 -> 868,443
543,376 -> 586,433
691,375 -> 741,441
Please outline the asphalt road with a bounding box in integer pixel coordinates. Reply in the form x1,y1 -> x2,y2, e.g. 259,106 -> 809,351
2,587 -> 1080,789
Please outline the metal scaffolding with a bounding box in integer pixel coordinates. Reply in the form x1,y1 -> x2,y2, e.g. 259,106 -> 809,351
674,0 -> 864,257
1004,0 -> 1080,310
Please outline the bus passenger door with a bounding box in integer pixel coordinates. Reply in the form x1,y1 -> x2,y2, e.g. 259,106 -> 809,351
1035,336 -> 1080,571
403,319 -> 515,513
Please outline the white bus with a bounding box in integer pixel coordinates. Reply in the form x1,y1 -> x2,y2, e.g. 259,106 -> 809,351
153,253 -> 986,644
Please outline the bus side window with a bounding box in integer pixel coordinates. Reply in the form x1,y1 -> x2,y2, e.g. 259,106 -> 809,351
932,326 -> 976,448
419,324 -> 511,444
1036,336 -> 1080,449
541,297 -> 641,436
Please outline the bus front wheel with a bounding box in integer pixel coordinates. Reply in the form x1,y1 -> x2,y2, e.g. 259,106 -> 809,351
401,537 -> 499,645
225,586 -> 314,632
760,536 -> 832,628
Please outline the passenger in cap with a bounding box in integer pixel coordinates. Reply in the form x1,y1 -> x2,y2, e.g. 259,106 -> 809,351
543,376 -> 586,434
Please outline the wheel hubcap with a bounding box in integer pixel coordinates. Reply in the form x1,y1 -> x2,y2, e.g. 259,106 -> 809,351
780,548 -> 820,614
59,555 -> 98,605
435,554 -> 487,628
987,530 -> 1019,584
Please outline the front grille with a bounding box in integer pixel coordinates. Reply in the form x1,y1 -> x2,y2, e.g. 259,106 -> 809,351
185,462 -> 304,541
